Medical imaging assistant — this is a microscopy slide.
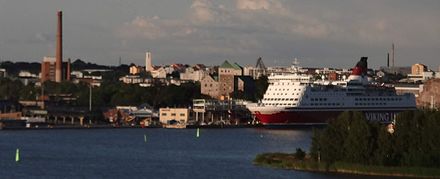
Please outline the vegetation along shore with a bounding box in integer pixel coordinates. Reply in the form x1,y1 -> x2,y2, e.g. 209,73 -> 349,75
254,110 -> 440,178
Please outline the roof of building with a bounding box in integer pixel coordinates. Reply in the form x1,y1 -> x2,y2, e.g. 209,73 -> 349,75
220,60 -> 242,70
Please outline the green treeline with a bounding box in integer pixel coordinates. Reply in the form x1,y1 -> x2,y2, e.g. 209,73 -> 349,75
0,77 -> 205,108
310,110 -> 440,169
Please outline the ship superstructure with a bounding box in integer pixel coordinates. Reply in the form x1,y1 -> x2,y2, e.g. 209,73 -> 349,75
247,57 -> 416,126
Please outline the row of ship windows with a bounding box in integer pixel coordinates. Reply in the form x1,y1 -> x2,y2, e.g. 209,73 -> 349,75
265,103 -> 297,106
355,103 -> 387,106
270,93 -> 301,96
310,98 -> 328,101
273,81 -> 308,85
310,103 -> 341,106
269,88 -> 301,91
273,81 -> 310,85
355,98 -> 402,101
265,98 -> 299,101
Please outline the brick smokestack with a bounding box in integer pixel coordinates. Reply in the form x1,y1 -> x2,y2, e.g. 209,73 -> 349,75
55,11 -> 63,82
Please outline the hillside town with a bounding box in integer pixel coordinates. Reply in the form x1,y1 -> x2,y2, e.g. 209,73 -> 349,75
1,51 -> 439,129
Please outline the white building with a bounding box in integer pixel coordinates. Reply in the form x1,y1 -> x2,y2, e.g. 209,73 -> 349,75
151,67 -> 167,79
243,66 -> 266,80
407,71 -> 435,82
0,68 -> 6,77
180,67 -> 206,82
18,71 -> 38,78
119,75 -> 145,84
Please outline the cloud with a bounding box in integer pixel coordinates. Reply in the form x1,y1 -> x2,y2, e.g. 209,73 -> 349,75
118,0 -> 337,41
190,0 -> 215,23
113,0 -> 440,67
117,16 -> 196,40
236,0 -> 271,10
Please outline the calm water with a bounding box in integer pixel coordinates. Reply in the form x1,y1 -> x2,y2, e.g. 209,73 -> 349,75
0,128 -> 374,178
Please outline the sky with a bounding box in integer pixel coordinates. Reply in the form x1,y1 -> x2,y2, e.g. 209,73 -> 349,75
0,0 -> 439,69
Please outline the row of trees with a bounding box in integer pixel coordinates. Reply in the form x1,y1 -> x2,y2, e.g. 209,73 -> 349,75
44,80 -> 206,108
0,78 -> 37,100
0,77 -> 206,109
310,110 -> 440,168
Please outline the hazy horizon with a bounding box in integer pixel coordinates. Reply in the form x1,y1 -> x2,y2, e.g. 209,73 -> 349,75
0,0 -> 439,70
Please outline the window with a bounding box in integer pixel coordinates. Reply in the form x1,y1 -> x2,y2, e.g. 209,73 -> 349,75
180,113 -> 185,117
162,113 -> 167,116
171,113 -> 176,116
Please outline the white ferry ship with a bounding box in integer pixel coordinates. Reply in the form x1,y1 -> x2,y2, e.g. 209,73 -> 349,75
246,57 -> 416,126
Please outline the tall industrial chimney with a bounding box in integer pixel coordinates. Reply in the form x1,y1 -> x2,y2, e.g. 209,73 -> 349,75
387,53 -> 390,68
55,11 -> 63,82
391,43 -> 395,73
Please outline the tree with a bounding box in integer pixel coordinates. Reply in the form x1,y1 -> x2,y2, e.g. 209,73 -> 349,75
295,148 -> 306,160
311,109 -> 440,168
0,78 -> 24,100
319,111 -> 351,167
343,111 -> 372,164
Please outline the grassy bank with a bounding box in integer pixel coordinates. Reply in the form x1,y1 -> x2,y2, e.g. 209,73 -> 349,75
254,153 -> 440,178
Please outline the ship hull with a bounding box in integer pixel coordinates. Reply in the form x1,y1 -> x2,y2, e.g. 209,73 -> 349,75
255,110 -> 338,125
252,107 -> 415,126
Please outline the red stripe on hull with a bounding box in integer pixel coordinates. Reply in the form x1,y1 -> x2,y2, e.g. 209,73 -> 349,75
256,111 -> 340,125
255,110 -> 408,125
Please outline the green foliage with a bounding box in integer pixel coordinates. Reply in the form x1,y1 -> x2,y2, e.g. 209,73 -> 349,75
0,78 -> 26,100
255,153 -> 440,178
309,128 -> 321,161
319,111 -> 351,165
311,109 -> 440,169
1,76 -> 201,109
295,148 -> 306,160
343,111 -> 372,164
0,61 -> 41,76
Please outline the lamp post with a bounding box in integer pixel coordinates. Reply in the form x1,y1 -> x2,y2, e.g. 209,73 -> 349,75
89,84 -> 92,112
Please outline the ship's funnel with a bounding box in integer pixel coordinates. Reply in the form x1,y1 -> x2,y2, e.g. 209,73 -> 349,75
352,57 -> 368,76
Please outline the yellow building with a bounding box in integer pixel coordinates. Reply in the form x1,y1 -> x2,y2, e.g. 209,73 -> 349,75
411,63 -> 427,75
129,65 -> 144,75
159,108 -> 189,125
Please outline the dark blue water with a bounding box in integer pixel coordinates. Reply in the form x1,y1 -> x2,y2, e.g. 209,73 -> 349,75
0,128 -> 373,178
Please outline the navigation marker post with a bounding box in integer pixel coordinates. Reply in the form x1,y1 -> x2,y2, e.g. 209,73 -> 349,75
15,148 -> 20,162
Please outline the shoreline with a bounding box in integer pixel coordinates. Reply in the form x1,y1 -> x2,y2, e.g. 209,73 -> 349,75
0,124 -> 263,130
254,153 -> 440,178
